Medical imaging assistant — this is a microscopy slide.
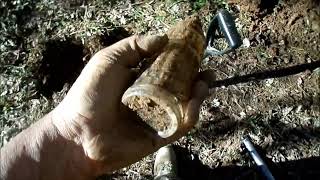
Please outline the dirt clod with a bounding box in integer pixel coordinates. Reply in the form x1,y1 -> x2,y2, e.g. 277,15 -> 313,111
126,96 -> 171,132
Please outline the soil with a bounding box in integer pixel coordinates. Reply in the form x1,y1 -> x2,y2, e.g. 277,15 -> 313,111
125,96 -> 171,133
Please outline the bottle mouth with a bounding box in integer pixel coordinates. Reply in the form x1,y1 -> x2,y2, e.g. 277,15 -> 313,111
122,84 -> 184,138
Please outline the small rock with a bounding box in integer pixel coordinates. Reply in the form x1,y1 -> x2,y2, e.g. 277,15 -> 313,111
297,77 -> 303,86
243,38 -> 250,48
171,4 -> 179,13
282,107 -> 293,117
120,16 -> 126,25
240,111 -> 246,118
296,105 -> 303,113
279,39 -> 285,46
236,5 -> 241,11
307,57 -> 312,63
212,98 -> 220,107
283,57 -> 290,64
265,78 -> 274,87
313,67 -> 320,75
0,90 -> 7,96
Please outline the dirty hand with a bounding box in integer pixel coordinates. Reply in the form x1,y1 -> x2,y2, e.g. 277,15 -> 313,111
52,35 -> 208,177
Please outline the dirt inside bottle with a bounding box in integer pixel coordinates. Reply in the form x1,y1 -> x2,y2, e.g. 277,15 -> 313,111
126,96 -> 171,132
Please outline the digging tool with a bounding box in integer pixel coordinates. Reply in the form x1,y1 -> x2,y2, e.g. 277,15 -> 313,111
204,9 -> 242,57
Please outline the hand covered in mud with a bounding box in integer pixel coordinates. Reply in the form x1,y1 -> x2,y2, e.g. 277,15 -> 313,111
52,35 -> 208,176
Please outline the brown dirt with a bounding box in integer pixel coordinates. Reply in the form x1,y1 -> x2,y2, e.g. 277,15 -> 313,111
125,96 -> 171,132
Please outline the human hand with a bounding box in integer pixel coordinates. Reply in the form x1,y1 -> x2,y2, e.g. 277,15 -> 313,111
52,35 -> 208,176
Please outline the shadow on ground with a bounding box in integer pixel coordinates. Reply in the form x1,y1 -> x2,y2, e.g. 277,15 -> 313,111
99,26 -> 132,47
189,91 -> 320,179
173,143 -> 320,180
209,61 -> 320,88
195,92 -> 320,144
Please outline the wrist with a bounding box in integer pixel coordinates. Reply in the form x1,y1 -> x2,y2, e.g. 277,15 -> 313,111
45,112 -> 97,179
1,112 -> 95,180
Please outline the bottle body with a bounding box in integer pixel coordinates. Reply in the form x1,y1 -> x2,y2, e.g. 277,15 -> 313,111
122,15 -> 205,138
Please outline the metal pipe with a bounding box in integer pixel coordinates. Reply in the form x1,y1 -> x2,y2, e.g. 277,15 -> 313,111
242,136 -> 275,180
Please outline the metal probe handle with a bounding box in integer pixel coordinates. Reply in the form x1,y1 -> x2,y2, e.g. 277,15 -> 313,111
204,9 -> 242,57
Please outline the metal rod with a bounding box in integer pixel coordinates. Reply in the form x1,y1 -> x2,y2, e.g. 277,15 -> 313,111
242,137 -> 275,180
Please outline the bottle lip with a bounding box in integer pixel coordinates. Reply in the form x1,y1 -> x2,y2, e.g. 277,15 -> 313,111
122,84 -> 184,138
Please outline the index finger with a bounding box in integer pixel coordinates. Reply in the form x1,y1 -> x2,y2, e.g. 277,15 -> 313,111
93,35 -> 168,68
